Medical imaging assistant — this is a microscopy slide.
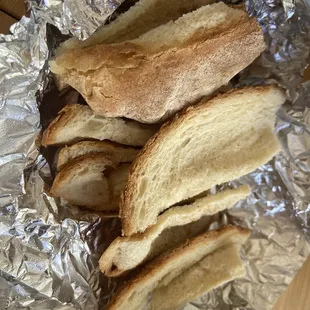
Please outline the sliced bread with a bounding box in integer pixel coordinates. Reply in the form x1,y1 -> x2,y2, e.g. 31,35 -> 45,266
41,104 -> 156,147
50,153 -> 131,211
151,243 -> 245,310
99,185 -> 250,276
57,140 -> 139,170
57,0 -> 215,53
120,86 -> 286,235
50,3 -> 265,123
107,225 -> 251,310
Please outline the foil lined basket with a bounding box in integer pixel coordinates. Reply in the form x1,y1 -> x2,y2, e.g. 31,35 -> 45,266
0,0 -> 310,309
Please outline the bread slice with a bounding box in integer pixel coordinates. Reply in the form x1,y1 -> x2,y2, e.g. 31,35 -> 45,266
50,3 -> 265,123
151,243 -> 245,310
57,0 -> 216,53
99,186 -> 249,276
41,104 -> 156,147
107,225 -> 251,310
50,153 -> 131,211
57,140 -> 139,170
120,86 -> 286,235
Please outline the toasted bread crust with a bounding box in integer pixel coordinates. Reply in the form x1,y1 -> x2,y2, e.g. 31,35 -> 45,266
100,186 -> 250,276
50,153 -> 116,211
57,140 -> 139,170
107,225 -> 251,310
51,13 -> 265,123
42,104 -> 80,147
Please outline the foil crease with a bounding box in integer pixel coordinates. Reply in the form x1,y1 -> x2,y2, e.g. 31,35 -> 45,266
1,0 -> 310,310
28,0 -> 125,40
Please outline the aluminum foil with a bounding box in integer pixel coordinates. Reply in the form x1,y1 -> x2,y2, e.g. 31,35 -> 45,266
28,0 -> 125,40
1,0 -> 310,309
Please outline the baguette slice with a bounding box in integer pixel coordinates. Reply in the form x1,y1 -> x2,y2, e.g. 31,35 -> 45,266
107,225 -> 251,310
100,186 -> 249,276
41,104 -> 156,147
50,3 -> 265,123
121,86 -> 286,235
58,0 -> 215,53
57,140 -> 139,170
50,153 -> 130,211
151,243 -> 245,310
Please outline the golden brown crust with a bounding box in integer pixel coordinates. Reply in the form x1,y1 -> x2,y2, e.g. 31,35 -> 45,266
107,225 -> 251,310
51,14 -> 265,123
57,140 -> 139,170
41,104 -> 82,147
120,85 -> 282,236
50,153 -> 116,211
100,185 -> 250,276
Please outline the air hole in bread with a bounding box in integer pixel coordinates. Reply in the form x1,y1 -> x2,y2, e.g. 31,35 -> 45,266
102,166 -> 116,178
110,264 -> 118,272
138,177 -> 148,196
181,138 -> 191,147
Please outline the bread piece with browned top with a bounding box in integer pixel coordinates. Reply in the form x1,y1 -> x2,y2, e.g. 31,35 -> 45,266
50,153 -> 131,211
57,0 -> 216,54
57,140 -> 139,170
100,185 -> 250,276
50,3 -> 265,123
42,104 -> 156,147
107,225 -> 251,310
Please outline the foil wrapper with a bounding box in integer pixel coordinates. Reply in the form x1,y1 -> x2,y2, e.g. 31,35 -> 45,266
1,0 -> 310,309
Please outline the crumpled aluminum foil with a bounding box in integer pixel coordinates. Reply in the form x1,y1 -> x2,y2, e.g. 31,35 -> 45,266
28,0 -> 125,40
1,0 -> 310,309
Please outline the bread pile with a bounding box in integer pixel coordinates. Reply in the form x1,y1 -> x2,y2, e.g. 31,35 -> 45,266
42,0 -> 287,308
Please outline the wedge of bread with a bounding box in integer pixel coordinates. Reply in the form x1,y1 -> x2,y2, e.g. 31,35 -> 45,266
57,140 -> 139,170
50,153 -> 130,211
107,225 -> 251,310
99,186 -> 250,276
41,104 -> 156,147
50,3 -> 265,123
57,0 -> 215,53
151,243 -> 245,310
120,86 -> 286,235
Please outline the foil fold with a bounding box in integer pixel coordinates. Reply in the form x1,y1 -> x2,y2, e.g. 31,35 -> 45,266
1,0 -> 310,309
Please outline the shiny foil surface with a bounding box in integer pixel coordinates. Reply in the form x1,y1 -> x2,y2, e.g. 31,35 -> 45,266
0,0 -> 310,309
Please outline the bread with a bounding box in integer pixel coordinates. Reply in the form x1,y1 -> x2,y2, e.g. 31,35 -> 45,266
57,0 -> 215,54
57,140 -> 139,170
50,153 -> 130,211
41,104 -> 156,147
151,243 -> 245,310
50,3 -> 265,123
120,86 -> 286,235
107,225 -> 251,310
99,185 -> 250,276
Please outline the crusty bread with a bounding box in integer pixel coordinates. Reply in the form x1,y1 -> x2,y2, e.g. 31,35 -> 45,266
50,153 -> 130,211
57,0 -> 215,54
41,104 -> 156,147
107,225 -> 251,310
57,140 -> 139,170
99,186 -> 249,276
121,86 -> 286,235
151,243 -> 245,310
50,3 -> 265,123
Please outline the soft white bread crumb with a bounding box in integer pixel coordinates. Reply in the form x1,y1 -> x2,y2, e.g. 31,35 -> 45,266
99,186 -> 250,276
151,243 -> 245,310
50,153 -> 130,211
121,86 -> 286,235
42,104 -> 156,147
57,140 -> 139,170
107,226 -> 250,310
